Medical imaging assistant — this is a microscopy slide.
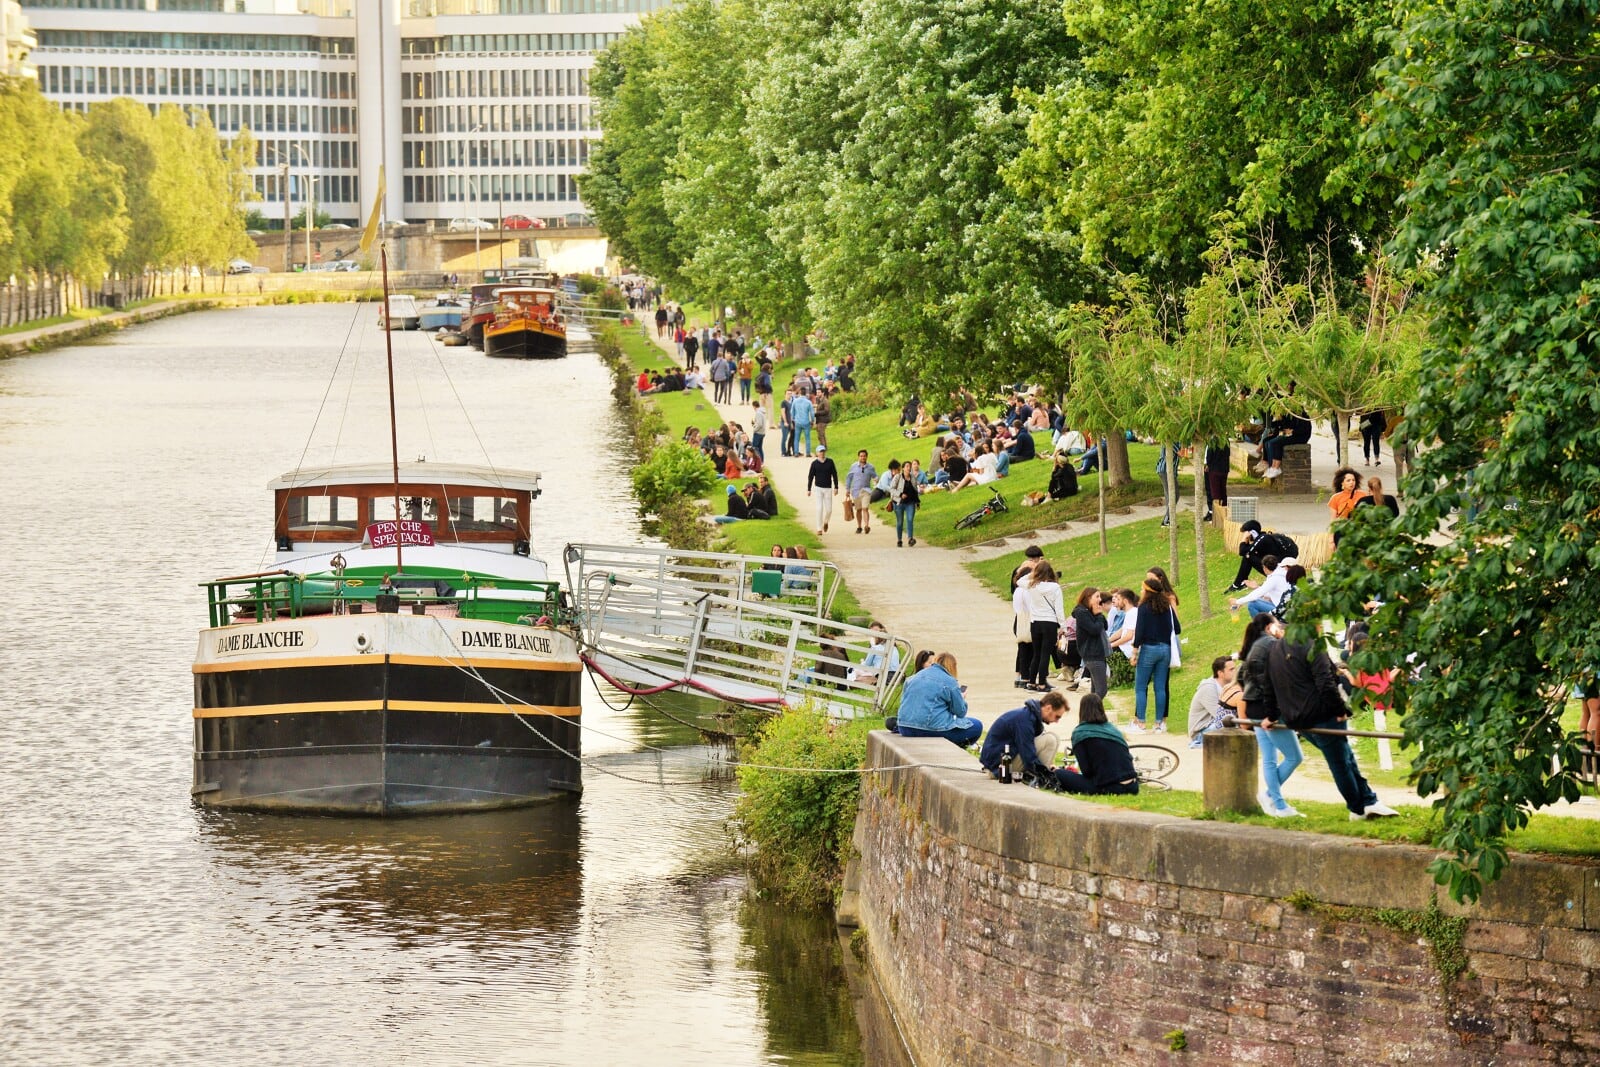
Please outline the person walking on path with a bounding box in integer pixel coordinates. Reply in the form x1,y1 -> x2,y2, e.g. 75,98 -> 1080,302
737,352 -> 755,403
1129,577 -> 1180,732
682,330 -> 699,370
779,388 -> 796,457
807,445 -> 839,535
791,391 -> 816,457
893,461 -> 919,547
1024,562 -> 1066,692
896,652 -> 982,747
844,449 -> 878,534
655,305 -> 668,338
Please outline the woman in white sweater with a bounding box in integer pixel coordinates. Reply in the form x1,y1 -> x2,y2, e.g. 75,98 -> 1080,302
1025,561 -> 1066,691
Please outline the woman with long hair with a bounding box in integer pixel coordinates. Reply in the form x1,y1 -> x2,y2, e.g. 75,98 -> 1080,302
1129,577 -> 1180,731
1024,562 -> 1066,691
1071,586 -> 1111,698
1237,613 -> 1303,817
1052,693 -> 1138,795
1357,476 -> 1401,519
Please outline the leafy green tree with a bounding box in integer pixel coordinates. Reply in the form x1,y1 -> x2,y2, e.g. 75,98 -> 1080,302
1007,0 -> 1395,280
652,0 -> 808,341
1293,0 -> 1600,902
802,0 -> 1096,399
584,21 -> 687,286
1061,303 -> 1142,550
82,98 -> 182,276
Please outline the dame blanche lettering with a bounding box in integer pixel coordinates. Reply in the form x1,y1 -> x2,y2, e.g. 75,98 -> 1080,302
215,630 -> 307,654
460,630 -> 552,654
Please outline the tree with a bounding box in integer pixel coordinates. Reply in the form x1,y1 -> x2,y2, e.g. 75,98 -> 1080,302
1060,303 -> 1143,552
82,98 -> 182,277
1293,0 -> 1600,902
1007,0 -> 1395,283
584,21 -> 687,287
801,0 -> 1096,399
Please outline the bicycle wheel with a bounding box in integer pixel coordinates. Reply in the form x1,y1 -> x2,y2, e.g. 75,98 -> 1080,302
1127,744 -> 1180,783
954,511 -> 982,530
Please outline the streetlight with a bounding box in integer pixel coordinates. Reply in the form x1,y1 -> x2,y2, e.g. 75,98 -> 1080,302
273,142 -> 313,271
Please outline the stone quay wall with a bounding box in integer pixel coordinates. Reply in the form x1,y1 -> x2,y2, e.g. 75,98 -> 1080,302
853,732 -> 1600,1065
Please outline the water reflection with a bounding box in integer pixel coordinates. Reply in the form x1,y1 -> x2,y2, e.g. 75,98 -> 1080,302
195,802 -> 585,948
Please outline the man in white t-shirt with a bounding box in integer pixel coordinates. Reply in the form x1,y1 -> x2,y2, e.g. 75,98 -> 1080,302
1108,588 -> 1139,661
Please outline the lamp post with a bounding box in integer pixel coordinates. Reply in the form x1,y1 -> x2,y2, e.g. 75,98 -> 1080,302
276,142 -> 314,271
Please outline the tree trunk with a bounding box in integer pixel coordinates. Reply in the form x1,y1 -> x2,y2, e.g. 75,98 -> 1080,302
1106,433 -> 1132,488
1167,445 -> 1180,586
1333,409 -> 1350,468
1097,433 -> 1107,555
1194,437 -> 1211,619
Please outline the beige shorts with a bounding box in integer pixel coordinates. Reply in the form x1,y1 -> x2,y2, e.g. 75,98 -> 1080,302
853,489 -> 874,511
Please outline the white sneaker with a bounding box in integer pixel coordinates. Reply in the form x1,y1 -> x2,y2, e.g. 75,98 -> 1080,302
1363,802 -> 1400,818
1349,811 -> 1368,821
1129,722 -> 1148,734
1266,804 -> 1302,818
1263,467 -> 1282,480
1256,790 -> 1273,812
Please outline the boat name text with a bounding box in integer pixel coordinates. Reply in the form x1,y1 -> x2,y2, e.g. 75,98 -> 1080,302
459,629 -> 552,654
214,629 -> 317,656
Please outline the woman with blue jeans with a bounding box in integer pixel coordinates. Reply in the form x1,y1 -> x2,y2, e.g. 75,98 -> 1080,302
889,461 -> 920,547
895,651 -> 981,747
1237,614 -> 1304,817
1129,578 -> 1179,731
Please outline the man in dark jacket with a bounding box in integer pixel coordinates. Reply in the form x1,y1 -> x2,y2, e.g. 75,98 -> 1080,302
1006,421 -> 1036,462
1264,638 -> 1397,820
1228,520 -> 1300,591
979,692 -> 1067,781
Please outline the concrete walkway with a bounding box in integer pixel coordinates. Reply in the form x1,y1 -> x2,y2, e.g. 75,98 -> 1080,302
640,328 -> 1600,819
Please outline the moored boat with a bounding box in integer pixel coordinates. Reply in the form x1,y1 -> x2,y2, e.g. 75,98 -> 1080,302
193,461 -> 583,815
419,292 -> 466,331
380,293 -> 421,330
483,287 -> 568,360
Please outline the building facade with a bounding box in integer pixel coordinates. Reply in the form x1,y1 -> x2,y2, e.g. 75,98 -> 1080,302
2,0 -> 37,79
23,0 -> 667,224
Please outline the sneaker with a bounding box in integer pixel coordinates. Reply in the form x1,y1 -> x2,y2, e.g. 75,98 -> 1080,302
1349,811 -> 1370,822
1014,679 -> 1029,688
1203,511 -> 1214,523
1154,721 -> 1168,733
1267,804 -> 1303,818
1225,582 -> 1246,593
1363,802 -> 1400,818
1256,790 -> 1273,812
855,527 -> 862,534
897,540 -> 904,547
1263,467 -> 1282,480
823,523 -> 829,532
1129,721 -> 1148,734
908,538 -> 917,546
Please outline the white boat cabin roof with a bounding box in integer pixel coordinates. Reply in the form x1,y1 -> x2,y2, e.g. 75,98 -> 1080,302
269,461 -> 542,493
498,286 -> 558,298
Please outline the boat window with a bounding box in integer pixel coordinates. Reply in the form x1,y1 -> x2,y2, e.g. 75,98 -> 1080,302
286,493 -> 361,532
368,495 -> 441,524
445,495 -> 520,533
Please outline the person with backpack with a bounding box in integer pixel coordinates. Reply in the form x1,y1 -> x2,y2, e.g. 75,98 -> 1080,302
1227,520 -> 1300,592
1263,629 -> 1399,821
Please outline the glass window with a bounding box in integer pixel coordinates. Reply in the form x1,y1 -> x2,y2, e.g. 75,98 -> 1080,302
286,494 -> 362,532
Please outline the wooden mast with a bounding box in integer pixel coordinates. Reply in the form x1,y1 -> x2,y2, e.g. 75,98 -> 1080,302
380,244 -> 403,573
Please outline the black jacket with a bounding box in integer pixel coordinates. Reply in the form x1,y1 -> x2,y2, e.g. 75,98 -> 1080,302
979,701 -> 1050,775
1239,634 -> 1279,719
1071,605 -> 1108,661
1048,462 -> 1079,500
1265,639 -> 1346,730
1242,530 -> 1299,566
807,458 -> 840,490
1074,736 -> 1137,790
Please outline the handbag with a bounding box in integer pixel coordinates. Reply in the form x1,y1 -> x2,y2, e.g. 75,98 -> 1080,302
1168,609 -> 1183,669
843,496 -> 855,521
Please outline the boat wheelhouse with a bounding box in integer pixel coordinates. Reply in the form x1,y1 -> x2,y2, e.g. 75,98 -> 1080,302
380,293 -> 421,331
193,461 -> 582,815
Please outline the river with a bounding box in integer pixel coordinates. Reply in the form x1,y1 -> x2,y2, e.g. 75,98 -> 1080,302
0,304 -> 894,1065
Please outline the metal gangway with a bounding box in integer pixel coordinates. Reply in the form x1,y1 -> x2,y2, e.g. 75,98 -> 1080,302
564,544 -> 906,719
564,542 -> 836,620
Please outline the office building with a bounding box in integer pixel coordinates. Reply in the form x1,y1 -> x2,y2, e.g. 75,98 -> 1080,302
23,0 -> 669,224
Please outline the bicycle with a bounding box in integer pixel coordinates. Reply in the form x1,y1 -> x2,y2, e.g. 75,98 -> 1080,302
1027,743 -> 1181,792
953,487 -> 1008,530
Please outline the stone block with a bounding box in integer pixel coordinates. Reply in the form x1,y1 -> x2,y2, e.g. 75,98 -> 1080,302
1204,729 -> 1263,813
1436,856 -> 1588,929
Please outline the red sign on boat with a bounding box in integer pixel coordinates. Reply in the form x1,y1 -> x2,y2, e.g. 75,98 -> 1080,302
366,520 -> 435,548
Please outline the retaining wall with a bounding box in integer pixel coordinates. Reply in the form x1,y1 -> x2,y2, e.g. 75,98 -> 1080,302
854,732 -> 1600,1064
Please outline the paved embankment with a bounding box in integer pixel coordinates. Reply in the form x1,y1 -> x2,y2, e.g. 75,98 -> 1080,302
0,300 -> 219,359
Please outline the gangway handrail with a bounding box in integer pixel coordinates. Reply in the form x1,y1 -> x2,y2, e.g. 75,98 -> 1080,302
563,542 -> 837,619
572,568 -> 907,719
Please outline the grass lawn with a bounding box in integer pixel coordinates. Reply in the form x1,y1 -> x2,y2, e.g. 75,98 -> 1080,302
1067,787 -> 1600,859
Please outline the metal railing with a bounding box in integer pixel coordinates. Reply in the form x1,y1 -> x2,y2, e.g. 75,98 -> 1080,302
563,542 -> 837,621
200,570 -> 568,628
573,569 -> 908,719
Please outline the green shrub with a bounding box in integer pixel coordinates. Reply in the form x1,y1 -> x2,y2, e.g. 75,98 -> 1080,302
597,285 -> 627,311
829,383 -> 889,423
574,273 -> 603,294
1108,653 -> 1135,689
631,440 -> 719,513
734,707 -> 869,906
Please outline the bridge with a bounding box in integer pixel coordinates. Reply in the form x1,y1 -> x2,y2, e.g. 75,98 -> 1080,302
253,222 -> 610,275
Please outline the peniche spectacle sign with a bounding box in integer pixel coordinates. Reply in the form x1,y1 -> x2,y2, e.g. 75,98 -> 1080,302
366,520 -> 435,548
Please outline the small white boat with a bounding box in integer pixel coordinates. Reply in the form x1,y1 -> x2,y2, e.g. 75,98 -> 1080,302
420,293 -> 466,331
379,293 -> 421,331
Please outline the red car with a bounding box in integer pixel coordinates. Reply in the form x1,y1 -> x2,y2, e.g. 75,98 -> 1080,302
502,215 -> 533,230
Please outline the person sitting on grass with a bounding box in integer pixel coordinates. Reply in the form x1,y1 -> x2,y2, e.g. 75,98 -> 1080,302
1048,454 -> 1080,500
713,484 -> 749,524
980,690 -> 1068,783
895,652 -> 982,747
1052,693 -> 1138,795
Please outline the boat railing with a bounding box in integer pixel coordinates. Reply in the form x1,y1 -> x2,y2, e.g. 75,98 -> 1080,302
562,542 -> 837,621
201,571 -> 572,628
574,569 -> 908,719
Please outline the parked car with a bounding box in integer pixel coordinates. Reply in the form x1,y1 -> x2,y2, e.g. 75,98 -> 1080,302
227,258 -> 256,275
502,214 -> 533,230
324,223 -> 352,230
448,217 -> 493,232
331,260 -> 360,272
